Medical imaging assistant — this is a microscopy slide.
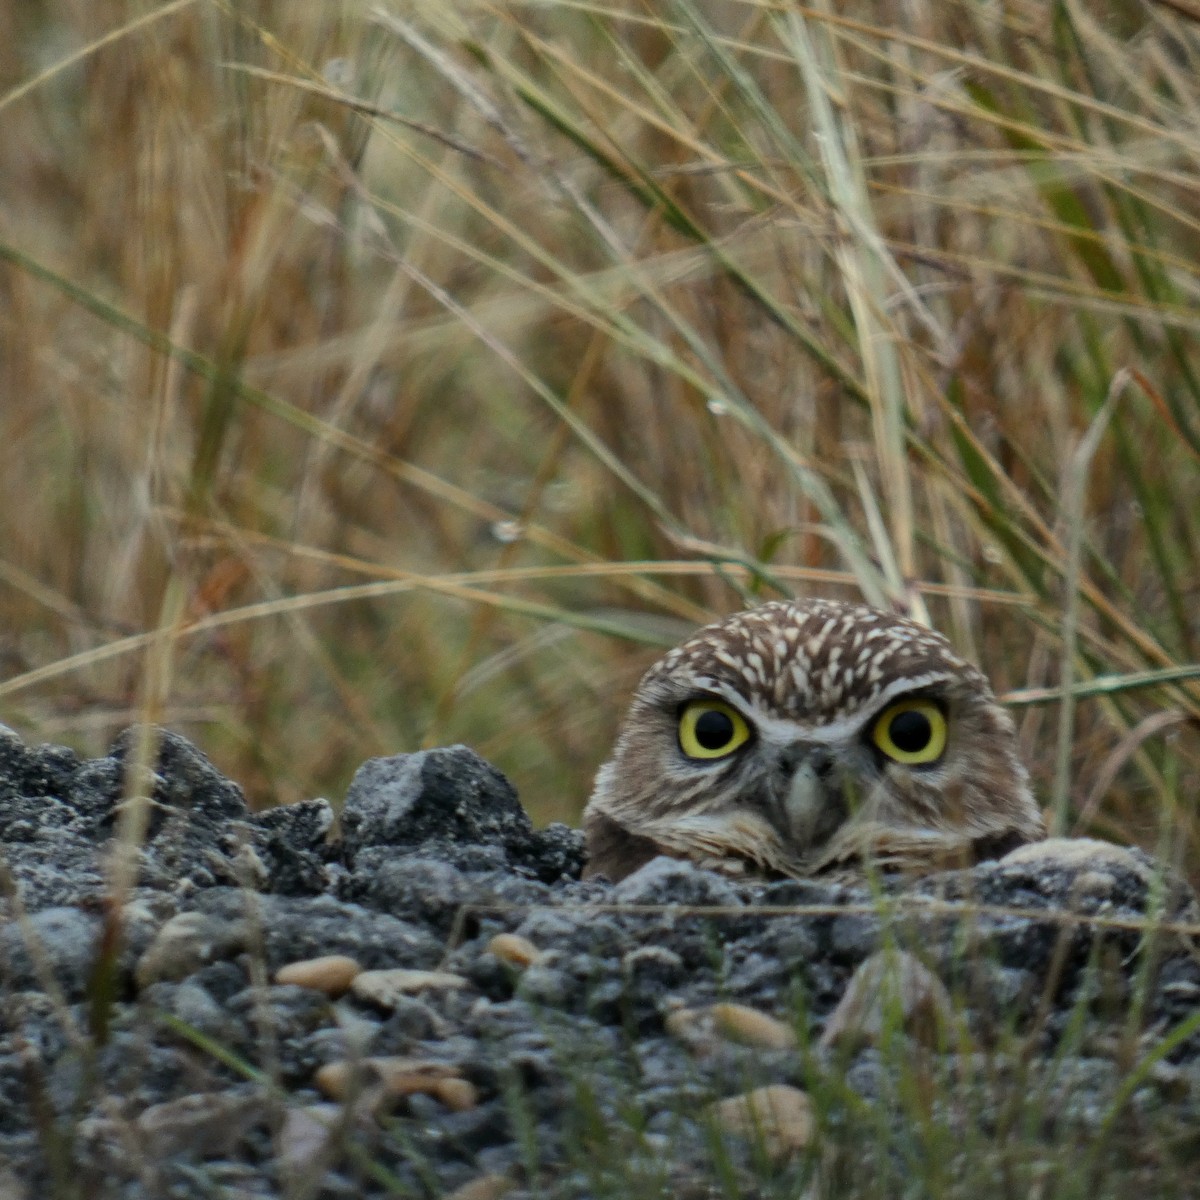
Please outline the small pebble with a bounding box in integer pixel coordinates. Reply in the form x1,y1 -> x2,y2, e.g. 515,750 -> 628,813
275,955 -> 362,997
278,1103 -> 344,1174
819,949 -> 953,1052
135,913 -> 250,989
442,1174 -> 514,1200
709,1003 -> 797,1049
431,1076 -> 481,1112
665,1003 -> 797,1052
487,933 -> 541,968
351,968 -> 470,1010
136,1091 -> 267,1158
315,1056 -> 478,1110
707,1084 -> 813,1161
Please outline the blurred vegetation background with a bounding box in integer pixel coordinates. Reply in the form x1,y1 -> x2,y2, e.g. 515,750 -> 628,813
0,0 -> 1197,866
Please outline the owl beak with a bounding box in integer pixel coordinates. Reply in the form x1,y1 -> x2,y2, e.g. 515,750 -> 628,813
778,745 -> 848,852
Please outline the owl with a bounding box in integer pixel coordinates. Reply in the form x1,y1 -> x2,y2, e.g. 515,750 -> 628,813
584,598 -> 1044,882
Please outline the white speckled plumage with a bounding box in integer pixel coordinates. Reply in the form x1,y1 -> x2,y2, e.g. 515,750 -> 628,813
584,598 -> 1044,882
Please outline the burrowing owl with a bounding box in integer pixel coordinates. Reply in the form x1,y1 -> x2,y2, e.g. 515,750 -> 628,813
584,598 -> 1044,881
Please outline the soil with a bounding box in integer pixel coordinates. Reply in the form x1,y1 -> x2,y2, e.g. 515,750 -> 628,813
1,724 -> 1199,1199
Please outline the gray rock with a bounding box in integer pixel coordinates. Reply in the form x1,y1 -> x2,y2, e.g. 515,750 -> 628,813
819,949 -> 955,1052
107,727 -> 251,825
134,1088 -> 271,1158
340,746 -> 584,881
827,912 -> 881,962
610,856 -> 743,907
0,906 -> 104,997
135,911 -> 251,988
254,796 -> 334,850
251,796 -> 335,897
341,854 -> 473,934
226,984 -> 336,1054
0,723 -> 1198,1198
341,747 -> 530,858
157,979 -> 234,1041
189,889 -> 444,972
516,963 -> 574,1008
622,945 -> 686,992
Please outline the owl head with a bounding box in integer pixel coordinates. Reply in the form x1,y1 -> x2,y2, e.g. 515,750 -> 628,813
584,598 -> 1044,881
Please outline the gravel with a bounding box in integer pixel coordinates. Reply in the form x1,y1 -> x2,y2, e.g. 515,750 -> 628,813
1,722 -> 1199,1198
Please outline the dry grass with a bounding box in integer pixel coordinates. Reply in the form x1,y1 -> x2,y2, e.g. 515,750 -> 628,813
0,0 -> 1198,870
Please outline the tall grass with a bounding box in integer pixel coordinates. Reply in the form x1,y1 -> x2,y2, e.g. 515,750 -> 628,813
0,0 -> 1197,868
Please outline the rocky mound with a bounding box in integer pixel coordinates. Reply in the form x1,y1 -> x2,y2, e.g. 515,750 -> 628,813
1,725 -> 1199,1198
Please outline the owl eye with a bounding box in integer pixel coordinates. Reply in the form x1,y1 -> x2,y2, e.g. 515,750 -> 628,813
871,698 -> 947,765
678,699 -> 752,760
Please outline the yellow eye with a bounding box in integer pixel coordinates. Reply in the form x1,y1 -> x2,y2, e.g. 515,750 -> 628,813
678,699 -> 751,760
871,699 -> 947,765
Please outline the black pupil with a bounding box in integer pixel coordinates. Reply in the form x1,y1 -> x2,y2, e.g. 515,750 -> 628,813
889,708 -> 932,753
694,708 -> 735,750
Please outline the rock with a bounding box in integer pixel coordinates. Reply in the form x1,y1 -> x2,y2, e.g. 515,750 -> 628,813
135,1090 -> 269,1158
339,746 -> 584,881
1000,837 -> 1151,877
103,729 -> 274,894
252,797 -> 335,896
522,822 -> 587,884
667,998 -> 796,1056
189,889 -> 443,972
275,954 -> 362,996
315,1056 -> 478,1110
664,1005 -> 711,1051
610,856 -> 744,907
76,1088 -> 270,1172
922,836 -> 1199,922
819,949 -> 954,1052
514,963 -> 573,1009
0,1166 -> 28,1200
343,855 -> 474,935
442,1174 -> 514,1200
0,906 -> 104,998
226,983 -> 335,1048
621,945 -> 686,1004
0,722 -> 1197,1198
254,797 -> 335,851
667,1003 -> 797,1052
276,1095 -> 385,1178
108,727 -> 251,823
487,933 -> 541,968
828,911 -> 880,961
62,756 -> 125,829
158,979 -> 233,1040
350,968 -> 471,1009
708,1002 -> 798,1049
0,728 -> 79,805
706,1084 -> 814,1161
340,747 -> 530,860
277,1102 -> 344,1174
430,1077 -> 480,1112
135,911 -> 250,988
